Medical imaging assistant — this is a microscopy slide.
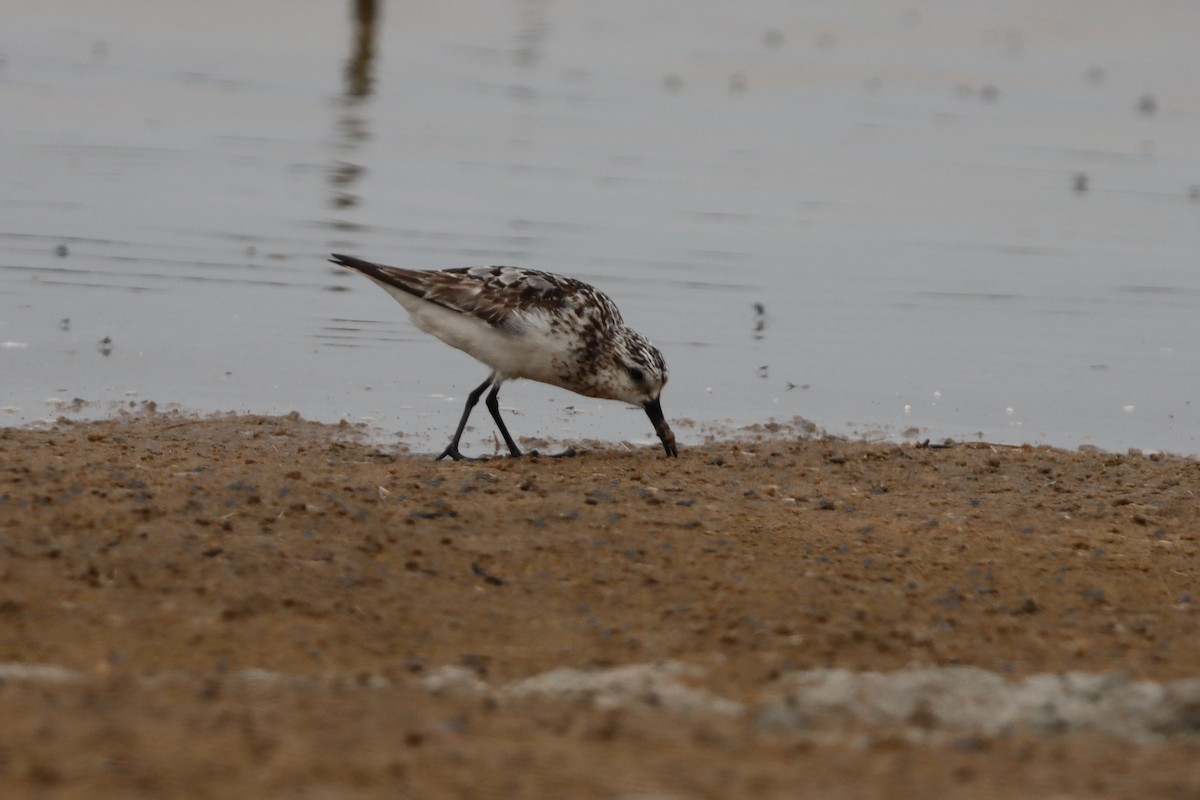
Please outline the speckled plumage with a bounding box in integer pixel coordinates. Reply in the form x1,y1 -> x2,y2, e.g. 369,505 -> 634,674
331,254 -> 676,460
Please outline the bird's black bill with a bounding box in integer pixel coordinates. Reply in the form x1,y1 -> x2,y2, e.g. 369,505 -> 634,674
643,396 -> 678,458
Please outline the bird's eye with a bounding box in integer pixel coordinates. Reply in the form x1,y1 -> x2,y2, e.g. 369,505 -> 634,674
627,366 -> 645,383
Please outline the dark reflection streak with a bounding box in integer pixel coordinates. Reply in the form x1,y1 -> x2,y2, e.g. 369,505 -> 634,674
515,0 -> 551,69
328,0 -> 379,213
345,0 -> 379,99
504,1 -> 552,242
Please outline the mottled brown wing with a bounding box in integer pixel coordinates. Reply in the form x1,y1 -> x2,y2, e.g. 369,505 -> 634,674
331,255 -> 622,331
440,266 -> 626,330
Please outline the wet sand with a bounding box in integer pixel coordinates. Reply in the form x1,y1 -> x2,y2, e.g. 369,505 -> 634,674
2,412 -> 1199,798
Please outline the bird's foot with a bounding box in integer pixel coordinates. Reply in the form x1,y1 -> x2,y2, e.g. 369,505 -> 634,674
437,444 -> 576,461
436,446 -> 516,462
435,445 -> 472,461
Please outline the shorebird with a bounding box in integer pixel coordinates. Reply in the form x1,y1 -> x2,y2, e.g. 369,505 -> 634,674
331,254 -> 677,460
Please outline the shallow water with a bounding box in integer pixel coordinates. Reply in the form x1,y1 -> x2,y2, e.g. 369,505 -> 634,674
4,1 -> 1200,454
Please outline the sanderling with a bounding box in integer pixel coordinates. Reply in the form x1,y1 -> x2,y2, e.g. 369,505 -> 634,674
331,254 -> 677,460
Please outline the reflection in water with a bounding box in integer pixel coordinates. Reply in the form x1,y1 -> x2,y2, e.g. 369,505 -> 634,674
329,161 -> 365,209
344,0 -> 379,99
5,0 -> 1200,455
329,0 -> 378,211
515,0 -> 551,68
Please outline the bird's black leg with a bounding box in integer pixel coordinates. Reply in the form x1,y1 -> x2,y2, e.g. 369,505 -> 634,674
484,383 -> 522,457
437,375 -> 494,461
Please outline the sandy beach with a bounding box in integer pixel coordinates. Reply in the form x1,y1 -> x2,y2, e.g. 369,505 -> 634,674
2,412 -> 1198,798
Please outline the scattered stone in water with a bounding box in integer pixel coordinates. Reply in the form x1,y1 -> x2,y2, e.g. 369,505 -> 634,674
752,302 -> 766,340
55,244 -> 69,257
